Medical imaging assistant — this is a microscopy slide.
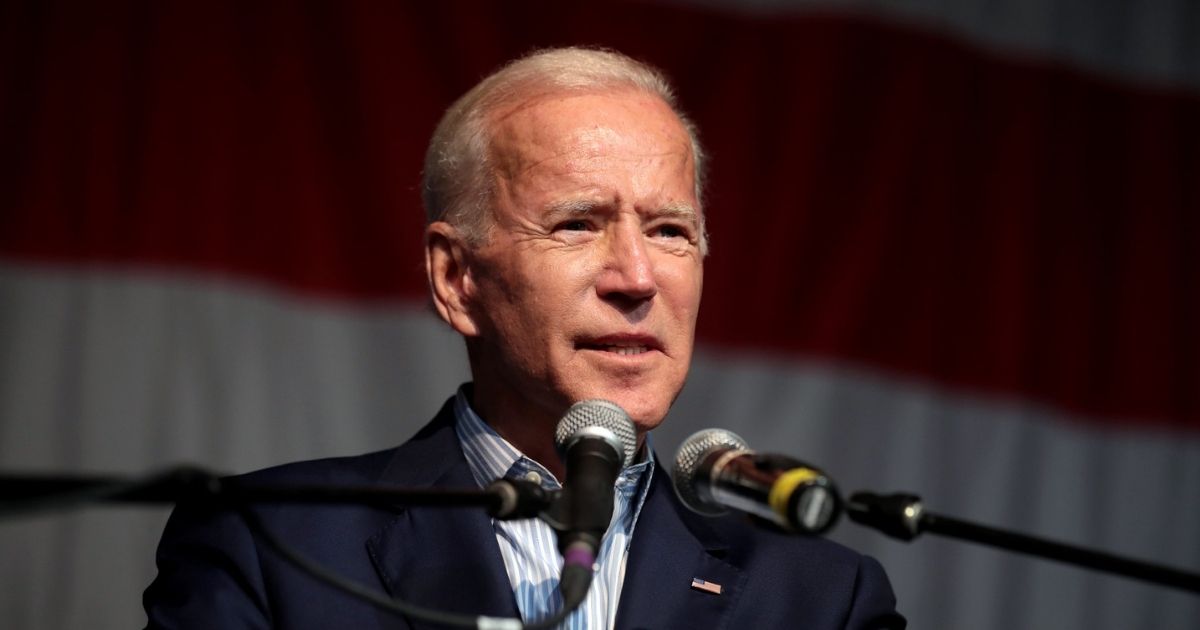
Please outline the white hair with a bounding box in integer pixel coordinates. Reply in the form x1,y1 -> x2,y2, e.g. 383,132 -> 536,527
421,47 -> 708,253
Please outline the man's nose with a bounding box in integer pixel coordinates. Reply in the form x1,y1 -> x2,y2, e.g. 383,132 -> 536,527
596,224 -> 657,302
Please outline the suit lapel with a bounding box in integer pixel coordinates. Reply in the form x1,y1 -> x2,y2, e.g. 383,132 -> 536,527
365,402 -> 519,629
615,462 -> 745,630
360,406 -> 745,630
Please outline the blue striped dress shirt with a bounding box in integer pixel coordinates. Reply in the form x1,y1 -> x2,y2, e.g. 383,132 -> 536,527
452,387 -> 654,630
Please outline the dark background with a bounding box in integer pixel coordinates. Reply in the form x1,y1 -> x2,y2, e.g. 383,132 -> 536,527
1,1 -> 1197,628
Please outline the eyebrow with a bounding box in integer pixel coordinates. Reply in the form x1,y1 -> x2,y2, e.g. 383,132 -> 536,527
544,199 -> 599,218
654,202 -> 700,223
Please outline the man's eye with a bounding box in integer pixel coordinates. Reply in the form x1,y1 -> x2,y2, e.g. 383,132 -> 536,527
653,224 -> 688,239
556,220 -> 591,232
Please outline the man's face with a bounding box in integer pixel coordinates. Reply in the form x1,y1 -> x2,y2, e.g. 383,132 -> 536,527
458,89 -> 704,434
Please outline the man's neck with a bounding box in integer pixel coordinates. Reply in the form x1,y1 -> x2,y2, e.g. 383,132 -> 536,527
466,382 -> 566,479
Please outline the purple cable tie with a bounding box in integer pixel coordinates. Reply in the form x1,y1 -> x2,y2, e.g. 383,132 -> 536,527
562,546 -> 595,570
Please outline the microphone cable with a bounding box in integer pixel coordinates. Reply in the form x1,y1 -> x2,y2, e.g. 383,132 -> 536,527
235,500 -> 580,629
0,466 -> 583,629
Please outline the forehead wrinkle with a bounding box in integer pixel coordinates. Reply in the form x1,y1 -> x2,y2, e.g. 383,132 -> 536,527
518,145 -> 692,188
490,125 -> 601,184
485,90 -> 700,229
492,113 -> 691,179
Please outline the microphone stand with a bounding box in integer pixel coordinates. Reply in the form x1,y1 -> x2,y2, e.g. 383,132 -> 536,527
0,467 -> 576,629
0,466 -> 554,520
846,492 -> 1200,595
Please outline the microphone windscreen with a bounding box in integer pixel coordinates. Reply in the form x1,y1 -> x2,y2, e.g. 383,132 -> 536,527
671,428 -> 749,515
554,400 -> 637,467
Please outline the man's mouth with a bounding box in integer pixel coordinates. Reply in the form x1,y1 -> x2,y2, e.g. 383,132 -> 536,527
578,337 -> 660,356
597,342 -> 651,356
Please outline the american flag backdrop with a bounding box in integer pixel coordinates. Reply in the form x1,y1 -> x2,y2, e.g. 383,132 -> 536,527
1,1 -> 1198,628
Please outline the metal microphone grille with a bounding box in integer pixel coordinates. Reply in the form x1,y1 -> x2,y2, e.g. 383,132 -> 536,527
554,400 -> 638,467
672,428 -> 750,516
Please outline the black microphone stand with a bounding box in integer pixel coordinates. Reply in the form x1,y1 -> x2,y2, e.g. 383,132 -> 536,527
0,466 -> 554,520
0,467 -> 568,629
846,491 -> 1200,595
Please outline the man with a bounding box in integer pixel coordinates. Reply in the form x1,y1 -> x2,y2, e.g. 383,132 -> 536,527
145,47 -> 904,629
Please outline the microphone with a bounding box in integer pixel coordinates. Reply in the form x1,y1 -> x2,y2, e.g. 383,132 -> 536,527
671,428 -> 841,535
551,399 -> 637,605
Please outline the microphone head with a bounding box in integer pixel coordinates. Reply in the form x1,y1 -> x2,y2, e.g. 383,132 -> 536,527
672,428 -> 749,516
554,400 -> 638,467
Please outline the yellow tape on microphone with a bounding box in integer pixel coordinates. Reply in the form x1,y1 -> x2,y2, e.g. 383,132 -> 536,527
768,467 -> 820,524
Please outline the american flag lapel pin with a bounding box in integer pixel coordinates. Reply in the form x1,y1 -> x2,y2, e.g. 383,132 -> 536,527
690,577 -> 722,595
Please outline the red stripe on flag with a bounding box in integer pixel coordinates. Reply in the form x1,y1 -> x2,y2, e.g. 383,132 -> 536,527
2,2 -> 1197,428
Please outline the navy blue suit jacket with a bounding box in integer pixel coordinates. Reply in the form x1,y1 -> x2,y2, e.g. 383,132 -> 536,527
145,399 -> 905,629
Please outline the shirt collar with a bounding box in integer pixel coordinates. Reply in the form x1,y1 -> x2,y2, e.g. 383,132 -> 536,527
452,385 -> 655,493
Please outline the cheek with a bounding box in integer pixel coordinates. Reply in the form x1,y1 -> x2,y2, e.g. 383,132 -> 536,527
470,260 -> 538,340
489,255 -> 588,338
660,261 -> 704,319
536,256 -> 600,309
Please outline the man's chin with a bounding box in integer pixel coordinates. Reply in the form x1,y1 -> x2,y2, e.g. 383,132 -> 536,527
557,370 -> 682,431
577,394 -> 670,434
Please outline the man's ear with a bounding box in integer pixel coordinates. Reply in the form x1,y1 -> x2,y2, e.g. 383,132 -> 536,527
425,221 -> 481,337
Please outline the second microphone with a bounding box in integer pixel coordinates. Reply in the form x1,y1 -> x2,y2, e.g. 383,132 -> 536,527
671,428 -> 842,535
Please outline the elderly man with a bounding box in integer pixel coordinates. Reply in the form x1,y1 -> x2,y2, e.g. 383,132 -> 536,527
145,47 -> 904,629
